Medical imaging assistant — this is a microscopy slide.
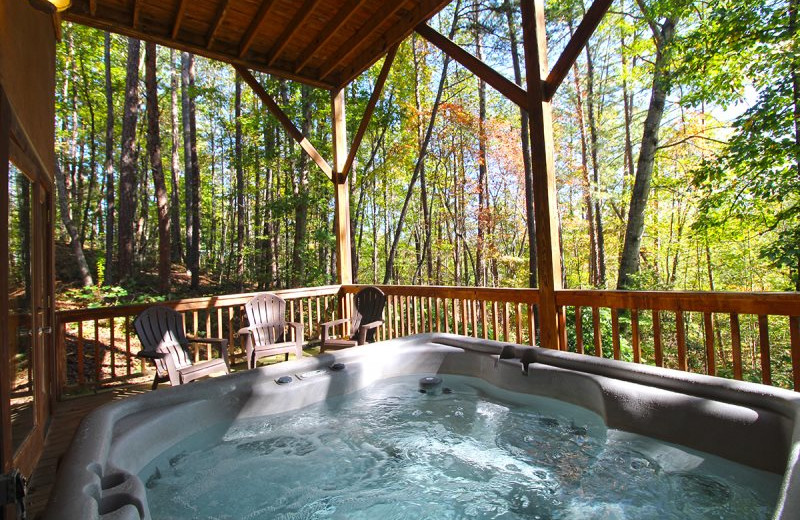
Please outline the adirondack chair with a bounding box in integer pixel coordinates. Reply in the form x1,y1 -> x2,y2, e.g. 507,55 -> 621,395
321,287 -> 386,352
134,306 -> 230,389
238,293 -> 304,369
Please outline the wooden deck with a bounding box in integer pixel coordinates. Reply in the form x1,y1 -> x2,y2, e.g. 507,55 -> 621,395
25,384 -> 151,519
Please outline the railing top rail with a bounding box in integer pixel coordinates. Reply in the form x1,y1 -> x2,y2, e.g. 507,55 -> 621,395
56,285 -> 342,322
341,284 -> 541,303
556,289 -> 800,316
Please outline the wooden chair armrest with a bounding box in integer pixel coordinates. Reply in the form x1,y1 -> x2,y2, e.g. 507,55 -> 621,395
136,350 -> 168,360
321,318 -> 349,341
236,326 -> 252,337
357,320 -> 384,344
186,336 -> 229,365
287,321 -> 304,345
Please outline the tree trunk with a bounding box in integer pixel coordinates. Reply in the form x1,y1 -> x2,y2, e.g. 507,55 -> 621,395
104,32 -> 116,285
475,1 -> 488,287
117,37 -> 141,281
56,162 -> 94,286
617,16 -> 675,289
181,52 -> 201,289
584,42 -> 607,286
235,73 -> 245,289
503,0 -> 537,288
169,48 -> 183,263
145,42 -> 171,294
291,86 -> 311,287
384,1 -> 460,283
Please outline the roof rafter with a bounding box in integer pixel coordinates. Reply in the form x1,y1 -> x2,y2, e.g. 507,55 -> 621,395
334,0 -> 453,88
238,0 -> 280,58
266,0 -> 321,67
318,0 -> 406,81
206,0 -> 233,50
293,0 -> 371,74
171,0 -> 190,40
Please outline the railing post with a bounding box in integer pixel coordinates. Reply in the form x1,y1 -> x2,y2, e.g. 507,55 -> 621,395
521,0 -> 563,349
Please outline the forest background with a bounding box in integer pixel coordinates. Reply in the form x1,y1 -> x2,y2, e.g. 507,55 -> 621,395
50,0 -> 800,308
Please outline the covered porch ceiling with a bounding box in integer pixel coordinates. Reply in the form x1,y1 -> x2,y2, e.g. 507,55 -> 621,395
63,0 -> 452,89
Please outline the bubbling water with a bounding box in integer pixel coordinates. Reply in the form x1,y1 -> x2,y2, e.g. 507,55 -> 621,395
140,375 -> 781,519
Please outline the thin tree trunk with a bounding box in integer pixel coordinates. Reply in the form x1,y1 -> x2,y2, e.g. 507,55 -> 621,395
169,48 -> 183,263
145,42 -> 171,294
617,14 -> 675,289
291,86 -> 311,287
181,52 -> 201,289
235,73 -> 245,289
384,1 -> 460,283
56,161 -> 94,286
475,1 -> 488,287
117,37 -> 141,281
584,42 -> 607,286
504,0 -> 537,288
104,32 -> 116,284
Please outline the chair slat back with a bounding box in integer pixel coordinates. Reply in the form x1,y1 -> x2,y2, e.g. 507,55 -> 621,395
134,306 -> 193,375
245,293 -> 287,346
352,287 -> 386,342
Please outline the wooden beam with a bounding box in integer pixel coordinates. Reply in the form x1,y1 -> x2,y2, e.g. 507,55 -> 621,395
131,0 -> 140,28
63,8 -> 335,89
331,88 -> 353,284
318,0 -> 406,80
544,0 -> 612,100
206,0 -> 232,49
416,23 -> 528,110
266,0 -> 321,67
342,44 -> 398,179
294,0 -> 371,74
520,0 -> 562,349
171,0 -> 190,40
333,0 -> 453,88
236,67 -> 333,180
0,88 -> 12,474
238,0 -> 280,58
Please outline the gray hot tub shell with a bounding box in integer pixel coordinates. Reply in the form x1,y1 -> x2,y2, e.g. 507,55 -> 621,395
44,333 -> 800,520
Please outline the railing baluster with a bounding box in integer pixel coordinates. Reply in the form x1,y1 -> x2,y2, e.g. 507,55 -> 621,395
631,309 -> 640,363
414,296 -> 420,335
444,298 -> 450,334
461,299 -> 468,336
516,302 -> 522,344
94,319 -> 102,382
503,302 -> 509,342
703,312 -> 715,376
676,310 -> 687,371
492,301 -> 499,341
471,299 -> 478,338
611,309 -> 620,360
528,303 -> 536,346
217,308 -> 223,339
77,321 -> 85,386
228,307 -> 235,365
758,315 -> 771,385
109,317 -> 116,379
387,295 -> 394,339
480,300 -> 487,339
730,313 -> 743,380
653,310 -> 663,367
592,306 -> 602,358
428,296 -> 434,331
125,316 -> 132,376
575,307 -> 583,354
790,316 -> 800,391
557,306 -> 567,350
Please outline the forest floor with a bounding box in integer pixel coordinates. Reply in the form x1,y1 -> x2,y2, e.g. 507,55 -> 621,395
55,242 -> 258,310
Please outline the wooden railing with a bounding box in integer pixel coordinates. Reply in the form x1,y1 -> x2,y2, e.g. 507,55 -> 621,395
555,290 -> 800,390
54,284 -> 800,396
54,285 -> 340,397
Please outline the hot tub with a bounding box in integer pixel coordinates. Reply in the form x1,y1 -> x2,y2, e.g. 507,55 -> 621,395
44,333 -> 800,519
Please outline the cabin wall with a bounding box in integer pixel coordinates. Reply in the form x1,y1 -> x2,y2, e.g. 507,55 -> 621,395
0,0 -> 56,494
0,1 -> 56,178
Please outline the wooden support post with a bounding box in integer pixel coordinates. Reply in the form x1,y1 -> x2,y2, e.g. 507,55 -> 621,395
332,88 -> 353,284
520,0 -> 562,350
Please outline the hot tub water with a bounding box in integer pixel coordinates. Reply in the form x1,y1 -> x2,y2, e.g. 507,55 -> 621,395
140,375 -> 781,519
